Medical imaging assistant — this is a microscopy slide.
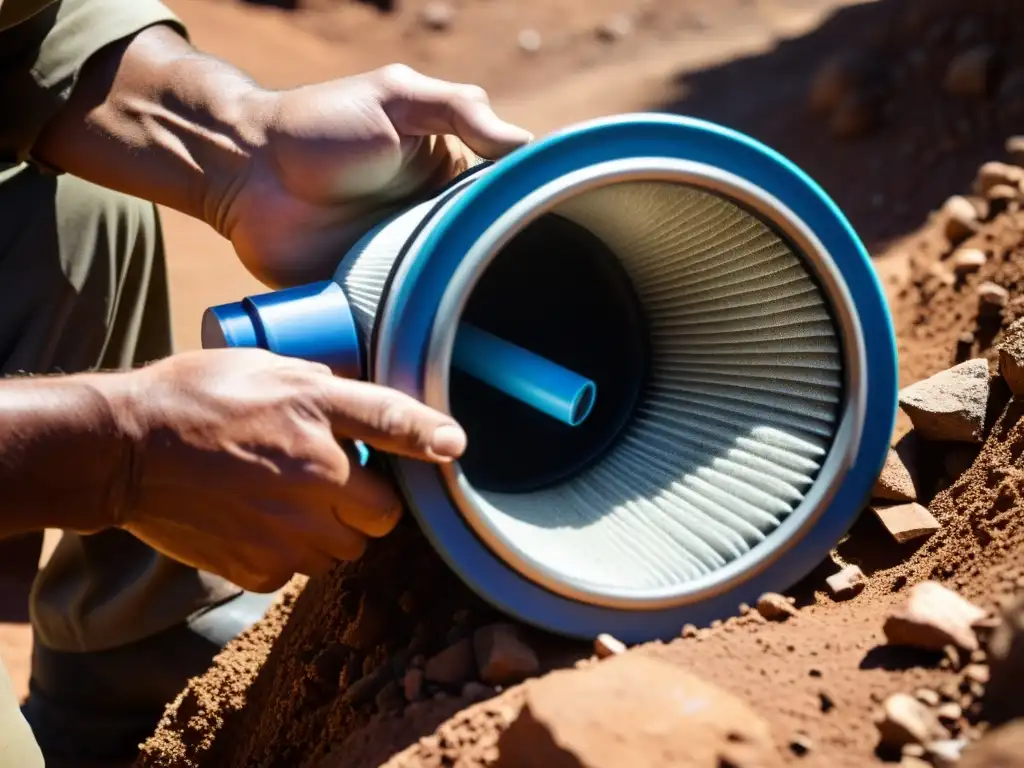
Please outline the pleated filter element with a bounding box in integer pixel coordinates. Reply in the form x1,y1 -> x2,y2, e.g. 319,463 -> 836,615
339,177 -> 844,609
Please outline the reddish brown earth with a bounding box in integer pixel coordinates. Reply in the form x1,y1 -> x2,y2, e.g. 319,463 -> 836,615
8,0 -> 1024,764
131,1 -> 1024,767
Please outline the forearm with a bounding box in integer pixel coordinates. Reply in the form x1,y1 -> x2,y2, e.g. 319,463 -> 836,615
0,373 -> 130,536
31,24 -> 265,233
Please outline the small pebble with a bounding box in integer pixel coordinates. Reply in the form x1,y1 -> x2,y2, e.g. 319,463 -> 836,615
978,281 -> 1010,311
951,247 -> 987,274
517,28 -> 541,53
594,633 -> 626,659
418,1 -> 454,31
756,593 -> 798,621
681,623 -> 699,638
826,565 -> 868,601
914,688 -> 941,707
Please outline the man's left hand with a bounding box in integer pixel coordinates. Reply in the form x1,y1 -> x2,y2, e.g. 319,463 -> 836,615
208,64 -> 533,288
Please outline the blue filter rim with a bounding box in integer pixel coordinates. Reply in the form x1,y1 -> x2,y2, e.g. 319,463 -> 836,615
378,112 -> 898,642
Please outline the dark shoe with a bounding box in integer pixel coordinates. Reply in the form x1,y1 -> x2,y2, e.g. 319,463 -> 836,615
21,590 -> 279,765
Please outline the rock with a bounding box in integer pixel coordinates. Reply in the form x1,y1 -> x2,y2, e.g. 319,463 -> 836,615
517,28 -> 541,53
979,281 -> 1011,312
914,688 -> 941,707
974,162 -> 1024,196
873,447 -> 918,502
883,581 -> 988,652
808,51 -> 876,115
789,734 -> 813,756
871,502 -> 941,543
944,45 -> 1000,97
959,720 -> 1024,768
985,595 -> 1024,723
876,693 -> 949,748
594,633 -> 626,659
1007,135 -> 1024,166
999,318 -> 1024,396
935,701 -> 962,723
496,654 -> 782,768
418,1 -> 454,31
403,667 -> 424,702
473,623 -> 540,686
829,92 -> 877,139
826,565 -> 867,601
756,593 -> 797,621
595,14 -> 631,42
927,738 -> 969,768
952,247 -> 988,275
987,183 -> 1021,203
964,663 -> 990,684
898,359 -> 990,443
942,195 -> 981,244
424,637 -> 475,686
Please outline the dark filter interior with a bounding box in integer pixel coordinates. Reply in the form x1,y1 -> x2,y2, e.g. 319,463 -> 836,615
451,213 -> 649,494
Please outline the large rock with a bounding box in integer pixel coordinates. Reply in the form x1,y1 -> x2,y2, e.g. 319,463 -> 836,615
985,596 -> 1024,724
959,720 -> 1024,768
496,654 -> 781,768
883,581 -> 988,652
898,359 -> 990,443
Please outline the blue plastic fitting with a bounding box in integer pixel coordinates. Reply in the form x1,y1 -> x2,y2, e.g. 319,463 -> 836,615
452,323 -> 597,427
201,280 -> 363,380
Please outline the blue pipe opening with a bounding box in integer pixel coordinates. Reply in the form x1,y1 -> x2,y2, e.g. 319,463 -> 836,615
452,323 -> 597,428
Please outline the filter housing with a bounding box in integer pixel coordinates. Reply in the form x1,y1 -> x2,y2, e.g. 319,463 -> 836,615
203,113 -> 897,643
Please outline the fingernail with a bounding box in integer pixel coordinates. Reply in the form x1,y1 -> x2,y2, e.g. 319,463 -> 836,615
431,424 -> 467,459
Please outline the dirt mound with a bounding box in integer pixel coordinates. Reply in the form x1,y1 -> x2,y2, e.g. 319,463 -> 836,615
134,1 -> 1024,766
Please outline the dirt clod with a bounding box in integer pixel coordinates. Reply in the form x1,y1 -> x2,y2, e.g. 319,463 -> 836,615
998,318 -> 1024,395
826,565 -> 868,601
952,247 -> 988,275
756,593 -> 798,622
873,447 -> 919,502
424,637 -> 476,686
496,654 -> 782,768
473,624 -> 539,687
883,582 -> 988,652
876,693 -> 950,749
871,502 -> 942,543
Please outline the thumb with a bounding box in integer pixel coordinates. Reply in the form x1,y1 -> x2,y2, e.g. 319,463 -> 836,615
376,66 -> 534,160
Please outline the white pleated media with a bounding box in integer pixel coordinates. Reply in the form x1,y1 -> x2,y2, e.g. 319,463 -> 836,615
339,179 -> 843,600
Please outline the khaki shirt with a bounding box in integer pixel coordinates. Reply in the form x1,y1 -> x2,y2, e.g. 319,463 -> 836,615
0,0 -> 187,169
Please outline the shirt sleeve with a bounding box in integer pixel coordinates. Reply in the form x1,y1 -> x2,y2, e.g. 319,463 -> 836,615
0,0 -> 190,167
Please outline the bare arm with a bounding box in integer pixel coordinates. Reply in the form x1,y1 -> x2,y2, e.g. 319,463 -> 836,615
0,373 -> 128,536
31,24 -> 262,233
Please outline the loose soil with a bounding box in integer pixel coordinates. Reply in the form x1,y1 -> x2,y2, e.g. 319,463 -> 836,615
39,0 -> 1024,765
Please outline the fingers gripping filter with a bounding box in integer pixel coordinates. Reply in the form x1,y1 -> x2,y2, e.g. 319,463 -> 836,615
202,113 -> 897,643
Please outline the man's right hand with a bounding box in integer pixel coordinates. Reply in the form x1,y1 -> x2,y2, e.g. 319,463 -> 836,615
104,348 -> 466,592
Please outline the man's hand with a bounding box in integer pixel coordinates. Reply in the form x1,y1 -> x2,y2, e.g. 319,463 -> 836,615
33,27 -> 533,288
105,348 -> 467,592
114,348 -> 466,590
218,64 -> 533,287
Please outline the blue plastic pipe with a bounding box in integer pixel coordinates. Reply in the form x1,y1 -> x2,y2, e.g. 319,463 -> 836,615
452,323 -> 597,427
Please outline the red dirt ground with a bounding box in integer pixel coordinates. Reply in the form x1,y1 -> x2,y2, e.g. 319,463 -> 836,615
9,0 -> 1024,765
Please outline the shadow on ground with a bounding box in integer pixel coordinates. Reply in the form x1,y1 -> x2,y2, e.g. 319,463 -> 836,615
653,0 -> 1024,250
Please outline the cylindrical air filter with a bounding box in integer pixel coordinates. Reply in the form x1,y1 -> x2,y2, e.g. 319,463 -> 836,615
202,113 -> 897,644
